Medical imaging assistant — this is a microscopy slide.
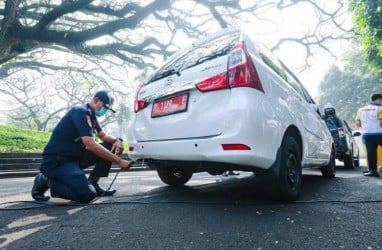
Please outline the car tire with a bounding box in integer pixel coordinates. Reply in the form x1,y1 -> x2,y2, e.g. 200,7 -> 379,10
157,167 -> 193,187
321,146 -> 336,177
344,147 -> 355,169
274,135 -> 302,201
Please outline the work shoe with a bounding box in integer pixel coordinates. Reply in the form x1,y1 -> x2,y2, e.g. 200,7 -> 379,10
363,171 -> 380,177
31,173 -> 50,202
90,181 -> 116,196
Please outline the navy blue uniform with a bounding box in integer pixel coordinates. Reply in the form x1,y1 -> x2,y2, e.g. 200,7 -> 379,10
40,104 -> 113,202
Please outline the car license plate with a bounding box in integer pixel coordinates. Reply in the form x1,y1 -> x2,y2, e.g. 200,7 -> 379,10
151,93 -> 189,118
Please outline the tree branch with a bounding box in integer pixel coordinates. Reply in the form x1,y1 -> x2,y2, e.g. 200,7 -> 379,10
35,0 -> 93,30
0,0 -> 19,43
83,3 -> 142,18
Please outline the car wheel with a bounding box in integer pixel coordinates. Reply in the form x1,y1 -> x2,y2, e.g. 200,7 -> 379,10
157,167 -> 193,187
344,147 -> 355,169
274,135 -> 302,201
321,146 -> 336,177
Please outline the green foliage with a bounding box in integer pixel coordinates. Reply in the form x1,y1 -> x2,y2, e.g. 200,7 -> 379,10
318,49 -> 382,128
350,0 -> 382,76
0,125 -> 129,153
0,125 -> 50,152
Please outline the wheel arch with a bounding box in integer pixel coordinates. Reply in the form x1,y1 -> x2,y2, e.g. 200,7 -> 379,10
262,129 -> 303,201
257,126 -> 302,179
284,125 -> 303,157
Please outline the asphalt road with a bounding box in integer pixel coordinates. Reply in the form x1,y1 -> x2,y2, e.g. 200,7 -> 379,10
1,160 -> 381,250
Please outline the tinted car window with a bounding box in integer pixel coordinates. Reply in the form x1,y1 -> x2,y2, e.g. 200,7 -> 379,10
284,71 -> 306,100
324,115 -> 343,129
343,120 -> 353,133
258,48 -> 313,103
147,31 -> 240,84
258,49 -> 287,81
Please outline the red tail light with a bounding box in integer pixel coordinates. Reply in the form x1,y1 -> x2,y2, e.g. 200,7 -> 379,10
196,72 -> 228,92
228,42 -> 263,91
222,143 -> 251,150
338,128 -> 345,138
134,83 -> 148,113
128,146 -> 134,152
195,42 -> 263,93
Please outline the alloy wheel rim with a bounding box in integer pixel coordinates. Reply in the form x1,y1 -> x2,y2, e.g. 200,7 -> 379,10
286,153 -> 299,188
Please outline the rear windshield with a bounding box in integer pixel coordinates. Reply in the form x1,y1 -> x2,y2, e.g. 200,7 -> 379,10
147,31 -> 240,84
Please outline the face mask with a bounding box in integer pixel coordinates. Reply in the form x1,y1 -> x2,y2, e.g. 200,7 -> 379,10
95,107 -> 107,117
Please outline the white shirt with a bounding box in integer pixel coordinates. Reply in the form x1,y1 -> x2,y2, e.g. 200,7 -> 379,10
356,103 -> 382,134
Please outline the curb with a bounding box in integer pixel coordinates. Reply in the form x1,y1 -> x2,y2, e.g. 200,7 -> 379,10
0,153 -> 153,178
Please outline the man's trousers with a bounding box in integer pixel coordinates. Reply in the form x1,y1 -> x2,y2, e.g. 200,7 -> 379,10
363,134 -> 382,172
40,142 -> 113,203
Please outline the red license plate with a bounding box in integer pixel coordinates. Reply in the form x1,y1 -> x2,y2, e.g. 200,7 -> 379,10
151,93 -> 189,117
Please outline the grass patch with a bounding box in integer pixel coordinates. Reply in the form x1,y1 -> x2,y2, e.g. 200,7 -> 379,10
0,125 -> 51,152
0,125 -> 129,153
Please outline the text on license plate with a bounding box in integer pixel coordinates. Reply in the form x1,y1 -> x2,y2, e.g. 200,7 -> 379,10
151,93 -> 189,117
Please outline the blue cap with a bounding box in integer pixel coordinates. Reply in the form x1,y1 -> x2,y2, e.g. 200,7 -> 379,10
95,90 -> 116,113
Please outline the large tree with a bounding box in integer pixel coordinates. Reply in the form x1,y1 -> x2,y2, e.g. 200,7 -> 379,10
350,0 -> 382,76
0,0 -> 353,133
0,0 -> 353,76
318,47 -> 382,127
1,70 -> 122,131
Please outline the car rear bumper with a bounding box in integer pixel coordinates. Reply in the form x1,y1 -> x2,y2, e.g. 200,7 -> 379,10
128,136 -> 275,170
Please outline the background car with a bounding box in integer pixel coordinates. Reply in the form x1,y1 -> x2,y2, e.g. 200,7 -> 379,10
127,27 -> 335,201
322,107 -> 360,168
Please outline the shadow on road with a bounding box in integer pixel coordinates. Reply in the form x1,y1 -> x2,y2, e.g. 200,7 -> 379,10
1,164 -> 381,250
121,170 -> 361,205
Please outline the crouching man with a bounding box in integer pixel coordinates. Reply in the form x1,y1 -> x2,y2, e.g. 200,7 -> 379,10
31,90 -> 132,203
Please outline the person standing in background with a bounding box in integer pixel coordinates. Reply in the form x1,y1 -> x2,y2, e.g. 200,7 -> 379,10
355,93 -> 382,177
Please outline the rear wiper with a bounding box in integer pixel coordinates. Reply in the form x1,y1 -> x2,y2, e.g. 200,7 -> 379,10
182,49 -> 229,71
150,68 -> 181,83
196,53 -> 223,65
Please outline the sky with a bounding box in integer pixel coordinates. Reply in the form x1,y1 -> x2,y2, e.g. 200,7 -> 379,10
239,1 -> 352,99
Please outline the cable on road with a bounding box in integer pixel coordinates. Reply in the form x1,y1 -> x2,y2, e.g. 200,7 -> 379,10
2,168 -> 382,211
1,198 -> 382,211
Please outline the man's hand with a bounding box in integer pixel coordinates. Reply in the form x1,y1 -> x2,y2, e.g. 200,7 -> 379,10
118,159 -> 132,170
356,120 -> 362,129
111,139 -> 124,156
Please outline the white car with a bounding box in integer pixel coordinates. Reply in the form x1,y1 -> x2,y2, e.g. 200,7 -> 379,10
127,27 -> 335,201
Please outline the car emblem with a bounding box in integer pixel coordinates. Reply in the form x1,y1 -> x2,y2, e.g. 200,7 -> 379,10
165,77 -> 174,86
